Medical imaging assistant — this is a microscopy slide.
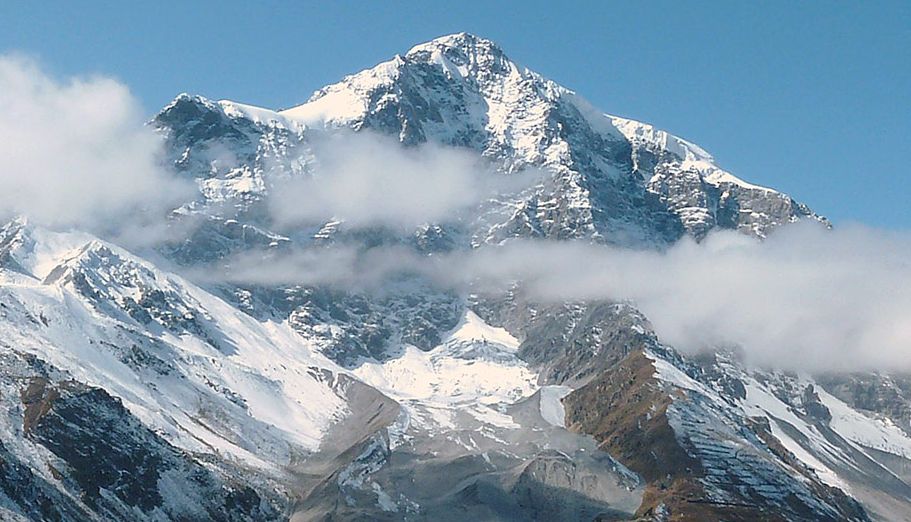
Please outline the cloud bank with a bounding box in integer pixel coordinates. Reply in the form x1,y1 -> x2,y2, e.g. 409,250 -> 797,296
0,55 -> 192,238
461,222 -> 911,373
207,221 -> 911,373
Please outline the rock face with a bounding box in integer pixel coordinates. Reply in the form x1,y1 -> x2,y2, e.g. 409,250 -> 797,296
0,32 -> 905,522
26,379 -> 276,521
563,348 -> 870,521
0,349 -> 280,521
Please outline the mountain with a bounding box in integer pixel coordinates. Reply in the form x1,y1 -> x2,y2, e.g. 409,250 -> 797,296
0,33 -> 907,522
155,33 -> 823,248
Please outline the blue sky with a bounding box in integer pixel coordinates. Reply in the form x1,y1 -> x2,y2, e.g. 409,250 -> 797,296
2,1 -> 908,228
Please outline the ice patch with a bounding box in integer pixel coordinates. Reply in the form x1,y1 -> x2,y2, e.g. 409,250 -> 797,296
353,310 -> 536,433
371,482 -> 397,512
817,388 -> 911,460
741,380 -> 849,489
445,309 -> 519,351
768,418 -> 847,490
539,385 -> 572,427
353,343 -> 535,409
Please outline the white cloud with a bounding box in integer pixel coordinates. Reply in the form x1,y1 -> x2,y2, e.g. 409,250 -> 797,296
204,221 -> 911,373
457,222 -> 911,373
0,55 -> 192,238
268,131 -> 538,229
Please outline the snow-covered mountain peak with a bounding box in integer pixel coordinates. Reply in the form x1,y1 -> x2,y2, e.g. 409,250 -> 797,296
405,32 -> 504,58
158,33 -> 820,243
0,219 -> 97,281
286,32 -> 516,125
161,92 -> 214,113
278,32 -> 563,140
1,33 -> 905,522
404,32 -> 518,80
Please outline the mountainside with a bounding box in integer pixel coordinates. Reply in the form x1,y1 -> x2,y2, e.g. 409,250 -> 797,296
0,33 -> 907,522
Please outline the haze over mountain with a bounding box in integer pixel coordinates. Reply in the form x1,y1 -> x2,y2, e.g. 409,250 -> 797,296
0,33 -> 909,521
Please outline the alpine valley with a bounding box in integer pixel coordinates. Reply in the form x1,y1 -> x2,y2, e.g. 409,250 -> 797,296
1,33 -> 909,521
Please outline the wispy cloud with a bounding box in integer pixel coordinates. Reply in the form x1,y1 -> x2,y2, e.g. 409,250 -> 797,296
267,131 -> 539,230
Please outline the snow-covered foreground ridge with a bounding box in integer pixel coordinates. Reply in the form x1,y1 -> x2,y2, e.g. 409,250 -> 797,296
0,222 -> 349,466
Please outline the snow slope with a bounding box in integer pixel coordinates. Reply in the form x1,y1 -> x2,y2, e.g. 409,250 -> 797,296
1,223 -> 347,473
352,309 -> 536,432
